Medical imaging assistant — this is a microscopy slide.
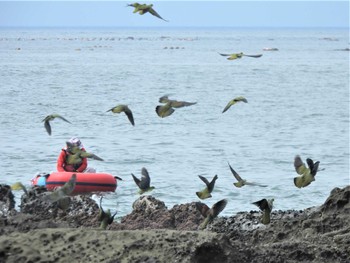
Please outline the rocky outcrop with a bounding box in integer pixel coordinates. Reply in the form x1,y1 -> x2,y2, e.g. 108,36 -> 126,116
210,185 -> 350,262
0,185 -> 100,234
0,184 -> 15,216
111,196 -> 203,230
0,184 -> 349,262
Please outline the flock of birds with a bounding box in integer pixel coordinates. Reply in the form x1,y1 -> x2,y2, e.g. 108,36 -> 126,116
40,94 -> 251,179
42,94 -> 248,134
129,152 -> 322,229
12,2 -> 324,230
23,149 -> 320,230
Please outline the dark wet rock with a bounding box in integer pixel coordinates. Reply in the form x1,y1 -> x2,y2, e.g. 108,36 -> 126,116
208,185 -> 350,263
1,184 -> 100,234
19,185 -> 49,214
111,196 -> 203,231
112,196 -> 173,230
321,186 -> 350,214
0,185 -> 349,262
170,202 -> 203,230
0,184 -> 15,216
112,196 -> 172,230
19,185 -> 100,227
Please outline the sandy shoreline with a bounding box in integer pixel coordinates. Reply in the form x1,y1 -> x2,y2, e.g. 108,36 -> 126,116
0,185 -> 349,263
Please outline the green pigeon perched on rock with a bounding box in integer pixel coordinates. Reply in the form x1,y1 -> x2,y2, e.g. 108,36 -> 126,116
131,167 -> 155,195
127,3 -> 168,22
196,174 -> 218,200
65,142 -> 104,165
252,198 -> 274,225
107,104 -> 135,126
228,162 -> 267,188
218,52 -> 262,60
98,196 -> 117,230
222,96 -> 248,113
293,155 -> 320,188
42,114 -> 71,135
196,199 -> 228,230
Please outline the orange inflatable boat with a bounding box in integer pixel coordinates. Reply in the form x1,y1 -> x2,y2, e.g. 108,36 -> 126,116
31,172 -> 117,194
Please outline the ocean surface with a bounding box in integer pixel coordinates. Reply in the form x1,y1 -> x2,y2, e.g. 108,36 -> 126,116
0,27 -> 349,219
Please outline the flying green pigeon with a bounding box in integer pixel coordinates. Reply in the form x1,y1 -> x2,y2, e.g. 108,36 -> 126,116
65,142 -> 104,165
252,198 -> 274,225
228,162 -> 267,188
159,95 -> 197,108
98,196 -> 117,230
107,104 -> 135,126
196,174 -> 218,200
10,182 -> 28,195
293,155 -> 320,188
222,96 -> 248,113
131,167 -> 155,194
45,173 -> 77,203
219,52 -> 263,60
127,3 -> 168,22
155,102 -> 175,118
156,95 -> 197,118
158,94 -> 171,103
196,199 -> 228,230
42,114 -> 71,135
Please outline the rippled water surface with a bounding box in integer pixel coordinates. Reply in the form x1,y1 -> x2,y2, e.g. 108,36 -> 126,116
0,27 -> 349,217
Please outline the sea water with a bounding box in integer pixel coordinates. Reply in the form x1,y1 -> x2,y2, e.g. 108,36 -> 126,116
0,27 -> 349,218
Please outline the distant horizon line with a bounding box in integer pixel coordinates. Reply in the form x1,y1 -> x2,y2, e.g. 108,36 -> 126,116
0,25 -> 349,30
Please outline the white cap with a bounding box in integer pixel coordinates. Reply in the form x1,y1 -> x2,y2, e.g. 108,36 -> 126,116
68,137 -> 84,149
